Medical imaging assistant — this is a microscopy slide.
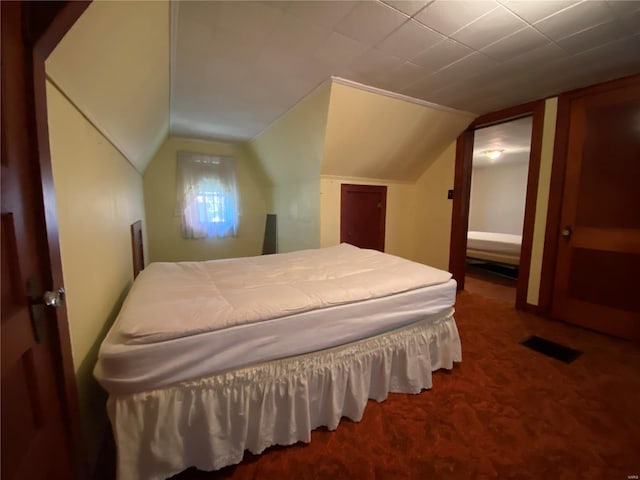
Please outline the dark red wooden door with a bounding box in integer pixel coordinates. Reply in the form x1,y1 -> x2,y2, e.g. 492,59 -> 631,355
551,79 -> 640,340
1,2 -> 79,478
340,184 -> 387,252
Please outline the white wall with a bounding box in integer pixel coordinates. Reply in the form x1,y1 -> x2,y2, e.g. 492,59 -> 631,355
468,160 -> 529,235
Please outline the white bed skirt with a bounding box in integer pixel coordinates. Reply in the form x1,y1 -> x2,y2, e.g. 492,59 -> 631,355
108,309 -> 461,480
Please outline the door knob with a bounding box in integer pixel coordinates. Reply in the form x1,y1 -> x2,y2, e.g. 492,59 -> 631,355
561,226 -> 572,239
43,288 -> 65,307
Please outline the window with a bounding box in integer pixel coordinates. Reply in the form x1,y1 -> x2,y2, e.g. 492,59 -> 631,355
176,151 -> 239,239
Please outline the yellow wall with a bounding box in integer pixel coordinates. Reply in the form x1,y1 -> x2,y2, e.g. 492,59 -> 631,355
249,83 -> 331,253
46,80 -> 147,466
322,82 -> 473,181
528,97 -> 558,305
46,0 -> 169,172
144,137 -> 270,262
414,142 -> 457,271
320,176 -> 417,260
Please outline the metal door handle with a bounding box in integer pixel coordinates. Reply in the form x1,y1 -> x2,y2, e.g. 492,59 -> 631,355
43,288 -> 65,307
561,226 -> 572,239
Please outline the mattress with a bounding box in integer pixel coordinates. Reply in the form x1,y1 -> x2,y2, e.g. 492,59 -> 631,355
95,245 -> 456,395
467,231 -> 522,255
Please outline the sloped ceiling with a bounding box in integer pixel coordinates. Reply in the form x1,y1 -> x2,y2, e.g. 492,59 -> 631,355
249,83 -> 331,186
46,0 -> 639,177
322,80 -> 474,181
172,0 -> 640,142
46,1 -> 170,173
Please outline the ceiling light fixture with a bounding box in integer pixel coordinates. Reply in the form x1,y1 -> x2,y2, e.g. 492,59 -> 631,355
484,149 -> 504,160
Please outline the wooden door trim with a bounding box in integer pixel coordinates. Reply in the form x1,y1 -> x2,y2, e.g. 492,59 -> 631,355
22,1 -> 91,477
449,130 -> 474,291
537,73 -> 640,314
340,184 -> 387,252
449,100 -> 545,309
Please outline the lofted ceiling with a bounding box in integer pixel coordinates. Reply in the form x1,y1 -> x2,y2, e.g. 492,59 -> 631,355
47,0 -> 170,173
47,0 -> 640,173
173,0 -> 640,141
473,116 -> 533,167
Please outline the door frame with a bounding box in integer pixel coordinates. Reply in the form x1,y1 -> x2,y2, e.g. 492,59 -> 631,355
449,100 -> 546,310
9,1 -> 91,476
537,73 -> 640,315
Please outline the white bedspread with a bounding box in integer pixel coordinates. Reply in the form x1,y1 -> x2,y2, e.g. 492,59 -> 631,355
117,244 -> 452,344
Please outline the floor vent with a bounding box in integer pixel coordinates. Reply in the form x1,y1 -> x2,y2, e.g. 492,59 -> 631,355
520,336 -> 582,363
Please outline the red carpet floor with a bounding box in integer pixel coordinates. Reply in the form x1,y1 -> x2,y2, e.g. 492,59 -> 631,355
166,291 -> 640,479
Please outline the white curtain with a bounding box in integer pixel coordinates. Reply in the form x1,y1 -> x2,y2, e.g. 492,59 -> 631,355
176,151 -> 239,239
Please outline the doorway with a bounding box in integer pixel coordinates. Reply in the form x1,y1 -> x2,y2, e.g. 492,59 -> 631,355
340,184 -> 387,252
465,117 -> 533,304
449,101 -> 545,309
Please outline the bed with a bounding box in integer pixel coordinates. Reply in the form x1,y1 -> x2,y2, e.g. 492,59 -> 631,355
466,231 -> 522,266
95,243 -> 461,480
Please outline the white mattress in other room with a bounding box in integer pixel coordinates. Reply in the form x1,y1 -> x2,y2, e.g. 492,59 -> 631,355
467,231 -> 522,256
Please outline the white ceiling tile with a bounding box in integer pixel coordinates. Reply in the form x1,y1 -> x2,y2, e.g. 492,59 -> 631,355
202,1 -> 284,44
401,53 -> 495,97
375,19 -> 444,59
481,26 -> 549,61
345,48 -> 405,80
606,0 -> 640,19
172,0 -> 639,140
618,8 -> 640,35
533,1 -> 617,41
313,32 -> 370,71
436,52 -> 498,79
556,20 -> 632,54
335,1 -> 409,45
268,13 -> 331,57
382,0 -> 433,16
504,41 -> 570,66
452,6 -> 527,50
572,34 -> 640,66
286,1 -> 357,30
374,61 -> 431,90
400,73 -> 448,99
500,0 -> 579,24
413,0 -> 498,36
254,47 -> 328,96
410,39 -> 474,71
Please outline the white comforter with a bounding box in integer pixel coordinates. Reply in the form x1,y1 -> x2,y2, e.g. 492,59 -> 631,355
118,244 -> 452,344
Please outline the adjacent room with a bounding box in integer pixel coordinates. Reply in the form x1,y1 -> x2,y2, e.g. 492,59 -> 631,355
465,116 -> 533,304
2,1 -> 640,479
